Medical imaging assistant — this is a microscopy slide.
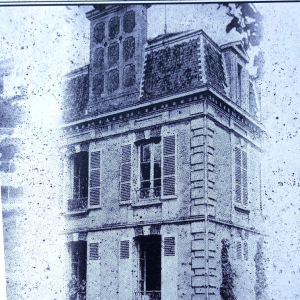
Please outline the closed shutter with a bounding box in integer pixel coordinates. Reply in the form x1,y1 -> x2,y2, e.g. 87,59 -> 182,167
120,240 -> 130,259
121,145 -> 131,202
242,150 -> 248,206
236,241 -> 242,259
89,243 -> 99,260
243,241 -> 248,261
164,237 -> 175,256
235,147 -> 242,204
162,135 -> 176,197
89,151 -> 101,207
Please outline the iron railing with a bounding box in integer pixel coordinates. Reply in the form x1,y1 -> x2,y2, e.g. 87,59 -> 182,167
67,197 -> 88,212
135,291 -> 161,300
139,187 -> 161,200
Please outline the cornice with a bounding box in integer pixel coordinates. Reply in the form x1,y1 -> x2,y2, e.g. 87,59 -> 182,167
61,215 -> 264,236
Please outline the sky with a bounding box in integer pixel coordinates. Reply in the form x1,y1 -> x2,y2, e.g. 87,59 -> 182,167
0,2 -> 300,300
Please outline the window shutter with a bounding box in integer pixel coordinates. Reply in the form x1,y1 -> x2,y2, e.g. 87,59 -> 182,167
120,240 -> 130,259
236,241 -> 242,259
89,151 -> 101,206
89,243 -> 99,260
162,135 -> 176,196
243,241 -> 248,261
242,150 -> 248,206
120,145 -> 131,202
164,237 -> 175,256
235,147 -> 242,204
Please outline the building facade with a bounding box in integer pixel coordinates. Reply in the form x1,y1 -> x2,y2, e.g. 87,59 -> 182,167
62,5 -> 264,300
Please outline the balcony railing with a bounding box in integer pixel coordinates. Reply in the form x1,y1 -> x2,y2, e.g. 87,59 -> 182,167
135,291 -> 161,300
139,187 -> 161,201
67,197 -> 88,212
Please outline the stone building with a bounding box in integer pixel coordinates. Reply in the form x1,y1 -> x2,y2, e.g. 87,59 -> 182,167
62,4 -> 264,300
0,58 -> 26,300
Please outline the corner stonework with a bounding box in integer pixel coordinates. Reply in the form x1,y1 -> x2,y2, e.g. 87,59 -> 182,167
190,114 -> 218,299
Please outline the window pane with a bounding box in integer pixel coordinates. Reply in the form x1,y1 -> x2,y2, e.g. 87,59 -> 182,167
153,143 -> 161,162
154,162 -> 161,179
141,144 -> 151,162
141,162 -> 150,181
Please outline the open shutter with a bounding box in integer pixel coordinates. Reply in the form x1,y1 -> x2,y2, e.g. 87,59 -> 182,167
235,147 -> 242,204
121,144 -> 131,202
242,150 -> 248,206
89,151 -> 101,207
162,135 -> 176,197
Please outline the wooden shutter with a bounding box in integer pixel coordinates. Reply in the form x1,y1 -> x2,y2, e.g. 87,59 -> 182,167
164,237 -> 175,256
162,135 -> 176,197
242,150 -> 248,205
236,241 -> 242,259
243,241 -> 248,261
120,240 -> 130,259
120,145 -> 131,202
89,151 -> 101,207
89,243 -> 99,260
235,147 -> 242,204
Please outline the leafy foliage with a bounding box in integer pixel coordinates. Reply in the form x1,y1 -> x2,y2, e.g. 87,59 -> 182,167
220,239 -> 236,300
68,276 -> 86,300
220,3 -> 263,50
254,238 -> 268,300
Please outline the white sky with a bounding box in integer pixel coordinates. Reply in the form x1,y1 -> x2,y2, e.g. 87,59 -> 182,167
0,3 -> 300,299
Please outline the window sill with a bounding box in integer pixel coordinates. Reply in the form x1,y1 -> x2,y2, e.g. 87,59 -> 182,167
132,200 -> 162,208
119,201 -> 132,206
234,205 -> 250,214
64,209 -> 89,216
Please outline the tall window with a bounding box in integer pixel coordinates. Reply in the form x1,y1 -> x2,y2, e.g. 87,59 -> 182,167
140,141 -> 161,199
68,241 -> 87,300
139,135 -> 176,200
68,152 -> 89,212
235,146 -> 248,206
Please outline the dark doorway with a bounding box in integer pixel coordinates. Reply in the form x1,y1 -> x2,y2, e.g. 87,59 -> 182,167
138,235 -> 161,293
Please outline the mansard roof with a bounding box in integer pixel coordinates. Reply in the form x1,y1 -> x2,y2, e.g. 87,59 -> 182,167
140,29 -> 229,102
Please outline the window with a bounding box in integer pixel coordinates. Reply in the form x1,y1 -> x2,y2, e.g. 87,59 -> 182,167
137,235 -> 161,300
138,135 -> 176,201
68,152 -> 89,212
235,146 -> 248,206
139,140 -> 161,199
68,241 -> 87,299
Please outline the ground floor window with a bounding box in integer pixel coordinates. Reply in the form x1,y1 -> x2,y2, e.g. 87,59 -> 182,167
136,235 -> 161,300
68,241 -> 87,300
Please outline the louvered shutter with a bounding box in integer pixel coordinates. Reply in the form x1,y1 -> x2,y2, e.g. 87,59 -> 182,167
120,240 -> 129,259
235,147 -> 242,204
236,241 -> 242,259
89,151 -> 101,207
89,243 -> 99,260
164,237 -> 175,256
121,145 -> 131,202
243,241 -> 248,261
162,135 -> 176,197
242,150 -> 248,205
